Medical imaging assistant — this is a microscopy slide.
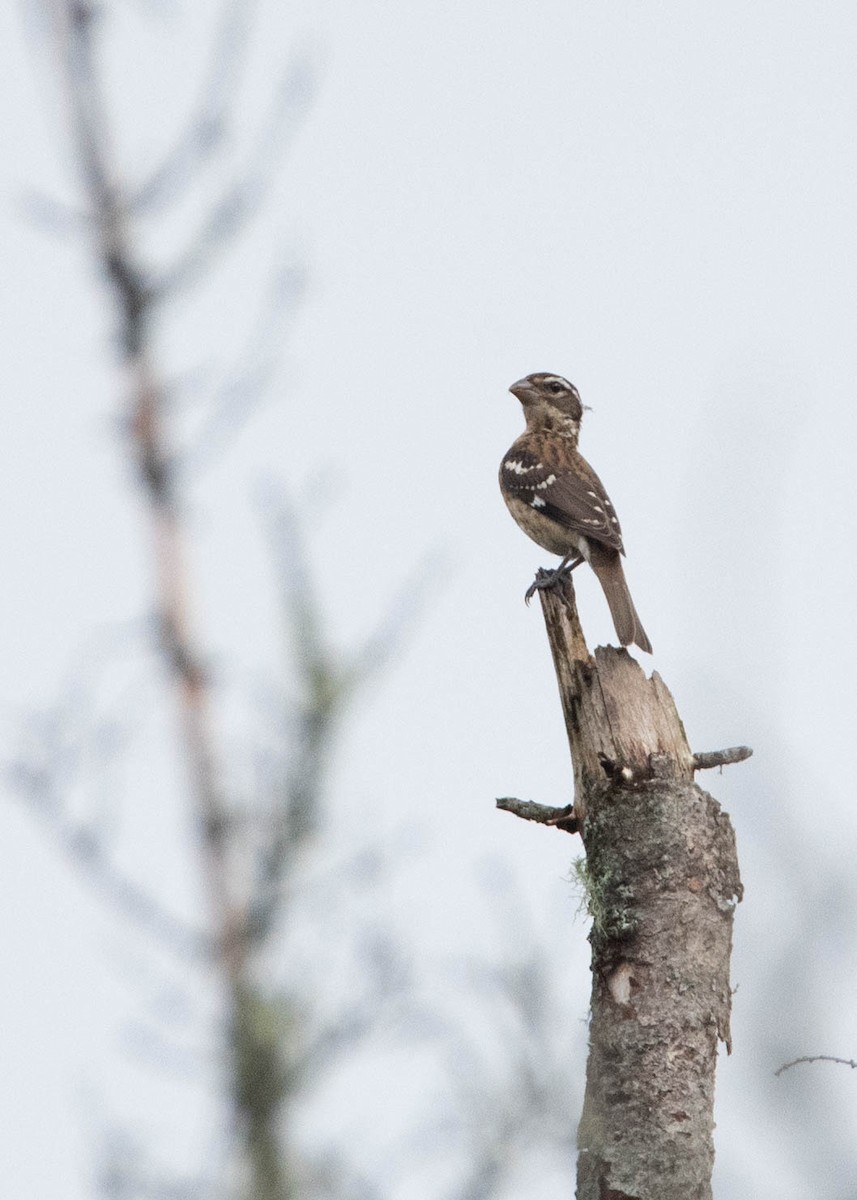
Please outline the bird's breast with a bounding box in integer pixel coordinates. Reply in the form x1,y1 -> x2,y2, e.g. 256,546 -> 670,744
502,494 -> 590,560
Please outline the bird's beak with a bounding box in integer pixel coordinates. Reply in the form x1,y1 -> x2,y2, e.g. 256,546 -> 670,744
509,377 -> 536,402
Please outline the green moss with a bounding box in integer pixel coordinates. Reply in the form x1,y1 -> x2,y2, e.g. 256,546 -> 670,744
571,853 -> 639,945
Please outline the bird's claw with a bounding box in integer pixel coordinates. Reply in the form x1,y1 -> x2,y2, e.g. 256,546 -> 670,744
524,565 -> 568,605
524,556 -> 584,605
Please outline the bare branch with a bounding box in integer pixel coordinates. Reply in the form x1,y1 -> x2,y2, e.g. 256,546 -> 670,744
129,0 -> 259,216
77,833 -> 212,959
156,51 -> 316,296
295,931 -> 411,1083
53,0 -> 156,354
246,489 -> 440,940
18,187 -> 90,233
495,796 -> 578,833
175,263 -> 306,480
245,489 -> 339,936
51,0 -> 244,972
59,0 -> 114,203
775,1054 -> 857,1078
11,766 -> 210,958
341,546 -> 449,694
692,745 -> 753,770
7,673 -> 211,960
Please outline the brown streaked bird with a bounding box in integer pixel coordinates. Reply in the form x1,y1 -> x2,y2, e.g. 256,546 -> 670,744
499,372 -> 652,654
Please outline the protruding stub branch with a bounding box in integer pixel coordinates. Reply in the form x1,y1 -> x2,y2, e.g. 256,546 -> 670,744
496,796 -> 579,834
693,745 -> 753,770
507,573 -> 746,1200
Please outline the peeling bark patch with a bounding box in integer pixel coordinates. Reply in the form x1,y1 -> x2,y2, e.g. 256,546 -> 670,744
607,962 -> 635,1007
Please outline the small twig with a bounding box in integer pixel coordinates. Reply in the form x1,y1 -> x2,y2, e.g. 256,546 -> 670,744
156,51 -> 315,297
19,188 -> 90,233
129,0 -> 258,216
341,545 -> 449,693
775,1054 -> 857,1078
11,770 -> 210,959
692,745 -> 753,771
496,797 -> 579,834
176,263 -> 306,480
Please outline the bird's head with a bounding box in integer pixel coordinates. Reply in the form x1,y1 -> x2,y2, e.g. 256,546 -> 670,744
509,373 -> 584,437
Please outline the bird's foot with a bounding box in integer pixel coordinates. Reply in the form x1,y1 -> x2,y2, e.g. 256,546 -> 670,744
524,557 -> 583,605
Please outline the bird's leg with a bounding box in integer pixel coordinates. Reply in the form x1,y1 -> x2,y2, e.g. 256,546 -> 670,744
524,554 -> 584,604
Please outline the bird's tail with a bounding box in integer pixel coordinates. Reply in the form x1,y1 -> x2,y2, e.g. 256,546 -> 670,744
588,545 -> 652,654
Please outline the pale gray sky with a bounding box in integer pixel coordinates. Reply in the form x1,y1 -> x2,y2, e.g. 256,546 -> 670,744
2,1 -> 857,1196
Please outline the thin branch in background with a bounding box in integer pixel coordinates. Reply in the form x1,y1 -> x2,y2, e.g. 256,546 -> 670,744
290,928 -> 414,1085
263,484 -> 327,697
19,187 -> 90,232
2,609 -> 234,964
341,544 -> 449,693
244,487 -> 340,937
7,691 -> 211,960
175,262 -> 307,481
264,470 -> 448,701
8,617 -> 149,839
775,1055 -> 857,1077
129,0 -> 259,216
247,485 -> 445,940
156,50 -> 316,298
417,971 -> 575,1200
373,870 -> 580,1200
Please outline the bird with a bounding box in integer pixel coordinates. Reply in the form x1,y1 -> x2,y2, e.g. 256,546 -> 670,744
499,372 -> 652,654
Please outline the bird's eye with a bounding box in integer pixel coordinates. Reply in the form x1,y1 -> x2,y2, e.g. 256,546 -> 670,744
547,380 -> 564,394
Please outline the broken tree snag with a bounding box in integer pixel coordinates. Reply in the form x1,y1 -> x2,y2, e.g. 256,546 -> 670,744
537,576 -> 744,1200
537,575 -> 695,824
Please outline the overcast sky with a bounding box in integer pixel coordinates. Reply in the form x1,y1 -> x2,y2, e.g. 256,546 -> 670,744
2,2 -> 857,1197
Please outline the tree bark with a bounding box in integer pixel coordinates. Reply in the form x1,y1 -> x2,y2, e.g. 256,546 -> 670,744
504,573 -> 744,1200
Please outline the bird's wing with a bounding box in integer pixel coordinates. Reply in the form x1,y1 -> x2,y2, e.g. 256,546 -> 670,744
499,445 -> 625,553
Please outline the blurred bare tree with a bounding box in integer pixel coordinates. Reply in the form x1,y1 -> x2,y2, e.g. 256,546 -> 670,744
11,2 -> 433,1196
8,4 -> 602,1200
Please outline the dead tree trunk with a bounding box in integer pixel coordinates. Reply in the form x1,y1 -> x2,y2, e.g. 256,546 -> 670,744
498,574 -> 746,1200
